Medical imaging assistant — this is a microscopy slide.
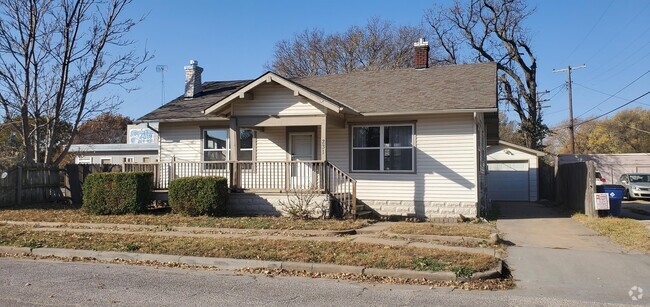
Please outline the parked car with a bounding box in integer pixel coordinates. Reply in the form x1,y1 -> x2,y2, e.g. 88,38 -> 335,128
595,171 -> 606,186
618,173 -> 650,200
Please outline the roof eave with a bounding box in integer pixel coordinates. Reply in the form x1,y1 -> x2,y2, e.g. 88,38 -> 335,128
203,72 -> 358,116
358,108 -> 498,116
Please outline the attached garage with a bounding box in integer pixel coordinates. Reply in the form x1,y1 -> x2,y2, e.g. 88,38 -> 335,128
487,141 -> 546,202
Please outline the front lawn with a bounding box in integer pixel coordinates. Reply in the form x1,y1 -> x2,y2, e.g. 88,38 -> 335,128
0,226 -> 498,274
387,222 -> 494,239
573,214 -> 650,254
0,207 -> 367,231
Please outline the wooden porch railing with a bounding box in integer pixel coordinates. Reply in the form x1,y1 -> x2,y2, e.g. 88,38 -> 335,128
124,160 -> 357,218
234,160 -> 325,192
324,161 -> 357,218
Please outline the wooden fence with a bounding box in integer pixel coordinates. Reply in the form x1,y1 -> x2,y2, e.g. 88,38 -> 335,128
555,160 -> 596,217
0,165 -> 63,206
65,164 -> 123,205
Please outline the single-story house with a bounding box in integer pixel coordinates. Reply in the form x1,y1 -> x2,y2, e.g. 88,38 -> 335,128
69,123 -> 160,164
486,140 -> 546,202
137,39 -> 499,219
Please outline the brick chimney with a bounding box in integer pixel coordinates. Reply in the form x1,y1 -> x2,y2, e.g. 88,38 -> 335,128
414,38 -> 429,69
184,60 -> 203,98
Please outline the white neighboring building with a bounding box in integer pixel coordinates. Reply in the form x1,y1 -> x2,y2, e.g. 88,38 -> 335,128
69,123 -> 159,164
486,141 -> 546,202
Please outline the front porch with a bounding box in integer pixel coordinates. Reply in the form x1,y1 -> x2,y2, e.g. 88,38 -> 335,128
124,160 -> 357,217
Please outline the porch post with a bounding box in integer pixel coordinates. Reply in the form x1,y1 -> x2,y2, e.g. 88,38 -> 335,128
320,118 -> 327,193
229,118 -> 239,190
320,117 -> 327,161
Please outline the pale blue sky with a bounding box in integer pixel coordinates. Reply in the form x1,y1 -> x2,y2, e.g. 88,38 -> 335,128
111,0 -> 650,127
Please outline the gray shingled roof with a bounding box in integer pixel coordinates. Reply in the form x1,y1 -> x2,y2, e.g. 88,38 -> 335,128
138,63 -> 496,121
293,62 -> 496,113
139,80 -> 252,121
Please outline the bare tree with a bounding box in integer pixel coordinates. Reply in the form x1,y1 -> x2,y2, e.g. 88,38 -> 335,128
425,0 -> 548,149
0,0 -> 150,165
268,18 -> 424,77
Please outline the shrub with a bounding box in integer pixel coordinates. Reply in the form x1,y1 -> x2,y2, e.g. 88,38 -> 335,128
82,172 -> 153,215
168,176 -> 228,216
279,186 -> 328,219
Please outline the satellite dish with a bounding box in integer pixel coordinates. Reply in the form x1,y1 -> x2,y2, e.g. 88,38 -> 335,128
1,172 -> 7,179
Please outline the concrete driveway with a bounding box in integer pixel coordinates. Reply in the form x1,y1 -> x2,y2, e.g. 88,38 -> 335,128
497,202 -> 650,305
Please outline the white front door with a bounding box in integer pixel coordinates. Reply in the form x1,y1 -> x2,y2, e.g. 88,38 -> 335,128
289,133 -> 314,189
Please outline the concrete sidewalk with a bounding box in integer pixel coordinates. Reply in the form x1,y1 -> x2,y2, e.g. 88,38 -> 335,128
497,202 -> 649,305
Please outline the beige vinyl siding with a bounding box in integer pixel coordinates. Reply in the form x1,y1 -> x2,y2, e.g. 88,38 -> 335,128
256,127 -> 287,161
327,114 -> 477,203
159,122 -> 203,162
233,82 -> 325,116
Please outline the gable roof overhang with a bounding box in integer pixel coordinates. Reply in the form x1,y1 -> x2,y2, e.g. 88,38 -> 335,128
203,72 -> 360,116
496,140 -> 547,157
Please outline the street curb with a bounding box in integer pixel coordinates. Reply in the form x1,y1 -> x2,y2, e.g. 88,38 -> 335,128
470,260 -> 504,280
363,268 -> 457,281
0,245 -> 503,281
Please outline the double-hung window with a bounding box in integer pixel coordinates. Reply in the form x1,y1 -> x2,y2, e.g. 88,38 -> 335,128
203,129 -> 229,169
238,129 -> 255,170
203,128 -> 256,169
352,124 -> 414,172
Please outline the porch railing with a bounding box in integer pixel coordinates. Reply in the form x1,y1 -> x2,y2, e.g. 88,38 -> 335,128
124,160 -> 357,217
234,160 -> 325,192
324,161 -> 357,218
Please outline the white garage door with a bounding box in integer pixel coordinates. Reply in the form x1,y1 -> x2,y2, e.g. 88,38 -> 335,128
487,161 -> 529,201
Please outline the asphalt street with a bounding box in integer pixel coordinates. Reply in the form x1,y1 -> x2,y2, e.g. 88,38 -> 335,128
0,258 -> 636,306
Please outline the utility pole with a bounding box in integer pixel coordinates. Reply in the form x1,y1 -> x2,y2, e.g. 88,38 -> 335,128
155,65 -> 168,106
553,64 -> 586,154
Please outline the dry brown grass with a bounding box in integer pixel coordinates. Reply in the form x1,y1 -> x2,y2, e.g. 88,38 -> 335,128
0,207 -> 367,231
387,222 -> 494,239
573,214 -> 650,254
0,225 -> 498,273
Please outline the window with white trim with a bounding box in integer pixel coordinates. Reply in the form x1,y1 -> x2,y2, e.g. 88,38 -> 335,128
238,129 -> 254,161
352,124 -> 414,172
203,129 -> 229,162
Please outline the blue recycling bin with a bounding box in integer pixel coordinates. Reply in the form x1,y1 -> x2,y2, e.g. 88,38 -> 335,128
596,184 -> 625,217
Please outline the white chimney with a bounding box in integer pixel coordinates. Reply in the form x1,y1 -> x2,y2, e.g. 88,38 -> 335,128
184,60 -> 203,98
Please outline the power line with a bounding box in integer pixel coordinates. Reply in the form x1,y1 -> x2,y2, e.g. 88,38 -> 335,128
586,31 -> 650,83
615,121 -> 650,135
583,1 -> 650,65
574,91 -> 650,128
562,0 -> 613,63
576,69 -> 650,118
573,82 -> 628,101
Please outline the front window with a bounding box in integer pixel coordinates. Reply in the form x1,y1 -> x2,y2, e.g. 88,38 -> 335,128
203,129 -> 229,162
352,124 -> 414,172
238,129 -> 254,161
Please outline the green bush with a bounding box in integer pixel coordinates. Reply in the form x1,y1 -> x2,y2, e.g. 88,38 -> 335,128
82,172 -> 153,215
168,176 -> 228,216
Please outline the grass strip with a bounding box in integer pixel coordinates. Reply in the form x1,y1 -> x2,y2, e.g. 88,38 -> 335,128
0,207 -> 367,231
0,225 -> 497,273
387,222 -> 493,239
573,214 -> 650,254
